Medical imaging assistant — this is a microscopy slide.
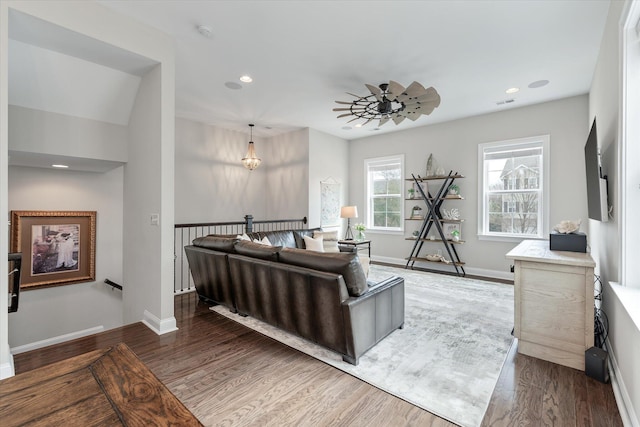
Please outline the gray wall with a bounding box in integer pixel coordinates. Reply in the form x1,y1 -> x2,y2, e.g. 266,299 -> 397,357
348,95 -> 589,278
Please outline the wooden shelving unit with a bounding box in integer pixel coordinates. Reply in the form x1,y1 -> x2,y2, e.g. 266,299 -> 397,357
405,172 -> 466,276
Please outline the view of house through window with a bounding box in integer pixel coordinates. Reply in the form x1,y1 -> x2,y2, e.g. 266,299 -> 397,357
365,155 -> 404,232
478,136 -> 549,239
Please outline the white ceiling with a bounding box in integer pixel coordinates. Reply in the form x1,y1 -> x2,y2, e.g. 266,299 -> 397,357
13,1 -> 611,141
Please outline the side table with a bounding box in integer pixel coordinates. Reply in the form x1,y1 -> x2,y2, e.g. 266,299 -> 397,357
338,239 -> 371,257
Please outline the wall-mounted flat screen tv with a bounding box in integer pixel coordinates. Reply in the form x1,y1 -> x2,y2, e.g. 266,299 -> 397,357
584,118 -> 609,222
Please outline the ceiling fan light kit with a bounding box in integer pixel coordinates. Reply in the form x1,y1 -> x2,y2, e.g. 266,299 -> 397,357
334,80 -> 441,127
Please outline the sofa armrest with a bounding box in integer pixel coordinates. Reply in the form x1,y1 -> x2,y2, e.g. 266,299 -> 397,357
341,276 -> 405,364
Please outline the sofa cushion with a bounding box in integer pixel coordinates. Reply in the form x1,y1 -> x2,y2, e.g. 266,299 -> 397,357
192,235 -> 237,253
313,230 -> 339,253
234,240 -> 282,261
278,248 -> 368,297
303,235 -> 324,252
251,230 -> 297,248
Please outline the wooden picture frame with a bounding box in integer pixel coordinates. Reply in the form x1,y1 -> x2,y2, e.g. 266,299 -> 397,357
11,211 -> 96,290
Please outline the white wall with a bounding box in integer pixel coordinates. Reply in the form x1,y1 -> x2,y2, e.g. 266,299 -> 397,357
308,128 -> 349,230
174,118 -> 269,223
348,95 -> 589,278
589,0 -> 640,424
175,118 -> 312,224
7,166 -> 124,348
9,105 -> 127,163
266,128 -> 310,221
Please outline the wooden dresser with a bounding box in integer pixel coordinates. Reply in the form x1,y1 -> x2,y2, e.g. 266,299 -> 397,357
507,239 -> 595,371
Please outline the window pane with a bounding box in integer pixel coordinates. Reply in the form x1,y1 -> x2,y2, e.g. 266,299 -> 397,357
480,137 -> 547,238
366,156 -> 403,231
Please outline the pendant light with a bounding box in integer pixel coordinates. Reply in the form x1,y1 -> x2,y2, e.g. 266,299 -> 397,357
241,123 -> 261,170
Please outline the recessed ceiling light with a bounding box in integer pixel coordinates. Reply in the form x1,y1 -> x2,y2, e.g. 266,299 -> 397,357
196,25 -> 213,38
528,79 -> 549,89
505,87 -> 519,94
224,81 -> 242,90
239,75 -> 253,83
52,164 -> 69,168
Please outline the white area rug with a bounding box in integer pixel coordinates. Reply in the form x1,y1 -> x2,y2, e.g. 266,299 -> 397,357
211,264 -> 514,427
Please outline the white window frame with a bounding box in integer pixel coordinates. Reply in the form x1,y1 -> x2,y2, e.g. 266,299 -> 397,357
364,154 -> 404,234
477,135 -> 550,241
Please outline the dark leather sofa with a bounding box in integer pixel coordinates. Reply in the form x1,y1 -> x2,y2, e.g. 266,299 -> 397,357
184,229 -> 405,365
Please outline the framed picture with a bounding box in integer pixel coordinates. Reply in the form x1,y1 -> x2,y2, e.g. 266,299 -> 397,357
11,211 -> 96,290
443,222 -> 461,240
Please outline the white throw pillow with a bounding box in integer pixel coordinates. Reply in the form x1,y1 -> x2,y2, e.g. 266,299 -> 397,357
303,235 -> 324,252
313,230 -> 339,253
236,233 -> 251,241
252,236 -> 272,246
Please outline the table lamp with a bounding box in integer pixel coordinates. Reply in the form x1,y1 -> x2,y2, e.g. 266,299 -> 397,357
340,206 -> 358,240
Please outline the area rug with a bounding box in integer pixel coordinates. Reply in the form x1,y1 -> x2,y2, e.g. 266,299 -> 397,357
210,264 -> 514,427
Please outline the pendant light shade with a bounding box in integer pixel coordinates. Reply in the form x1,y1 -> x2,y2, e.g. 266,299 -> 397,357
241,124 -> 261,170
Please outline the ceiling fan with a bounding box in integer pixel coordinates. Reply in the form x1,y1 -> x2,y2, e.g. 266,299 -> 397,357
334,80 -> 441,127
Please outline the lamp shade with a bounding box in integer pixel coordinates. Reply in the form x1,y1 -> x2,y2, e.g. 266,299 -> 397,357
340,206 -> 358,219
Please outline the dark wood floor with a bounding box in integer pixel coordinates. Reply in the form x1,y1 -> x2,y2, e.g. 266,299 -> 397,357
12,292 -> 622,426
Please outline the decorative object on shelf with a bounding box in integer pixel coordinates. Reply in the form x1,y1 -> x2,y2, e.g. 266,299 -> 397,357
425,250 -> 451,264
340,205 -> 358,240
407,188 -> 415,199
553,219 -> 581,234
442,208 -> 460,220
412,230 -> 420,238
426,154 -> 434,176
451,229 -> 461,242
448,184 -> 460,195
436,166 -> 445,176
333,80 -> 441,127
354,223 -> 366,240
410,205 -> 424,219
241,124 -> 261,170
11,210 -> 96,289
444,223 -> 462,240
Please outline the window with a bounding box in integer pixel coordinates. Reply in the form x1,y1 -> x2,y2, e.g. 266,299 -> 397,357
478,136 -> 549,240
365,155 -> 404,232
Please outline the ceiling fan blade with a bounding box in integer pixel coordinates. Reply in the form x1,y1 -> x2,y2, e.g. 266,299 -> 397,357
337,113 -> 355,118
335,100 -> 354,105
346,92 -> 363,98
379,116 -> 391,126
404,87 -> 440,104
347,116 -> 361,123
405,111 -> 422,121
397,81 -> 427,102
387,80 -> 405,99
392,114 -> 406,125
365,84 -> 383,102
333,107 -> 364,111
362,118 -> 373,126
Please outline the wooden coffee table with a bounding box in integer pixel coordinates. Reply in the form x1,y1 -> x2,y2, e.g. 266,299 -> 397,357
0,343 -> 202,426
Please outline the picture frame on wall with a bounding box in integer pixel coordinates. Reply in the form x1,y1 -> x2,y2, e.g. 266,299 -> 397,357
11,211 -> 96,290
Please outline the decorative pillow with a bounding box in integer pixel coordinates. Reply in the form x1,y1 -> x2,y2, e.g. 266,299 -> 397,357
252,236 -> 272,246
313,230 -> 339,253
236,233 -> 251,241
303,235 -> 324,252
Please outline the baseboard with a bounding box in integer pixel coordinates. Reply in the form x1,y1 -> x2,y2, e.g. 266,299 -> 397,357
372,256 -> 514,281
142,310 -> 178,335
607,339 -> 640,427
0,358 -> 15,380
10,326 -> 105,355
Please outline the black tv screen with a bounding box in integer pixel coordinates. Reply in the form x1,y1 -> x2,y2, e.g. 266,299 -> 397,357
584,118 -> 608,222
